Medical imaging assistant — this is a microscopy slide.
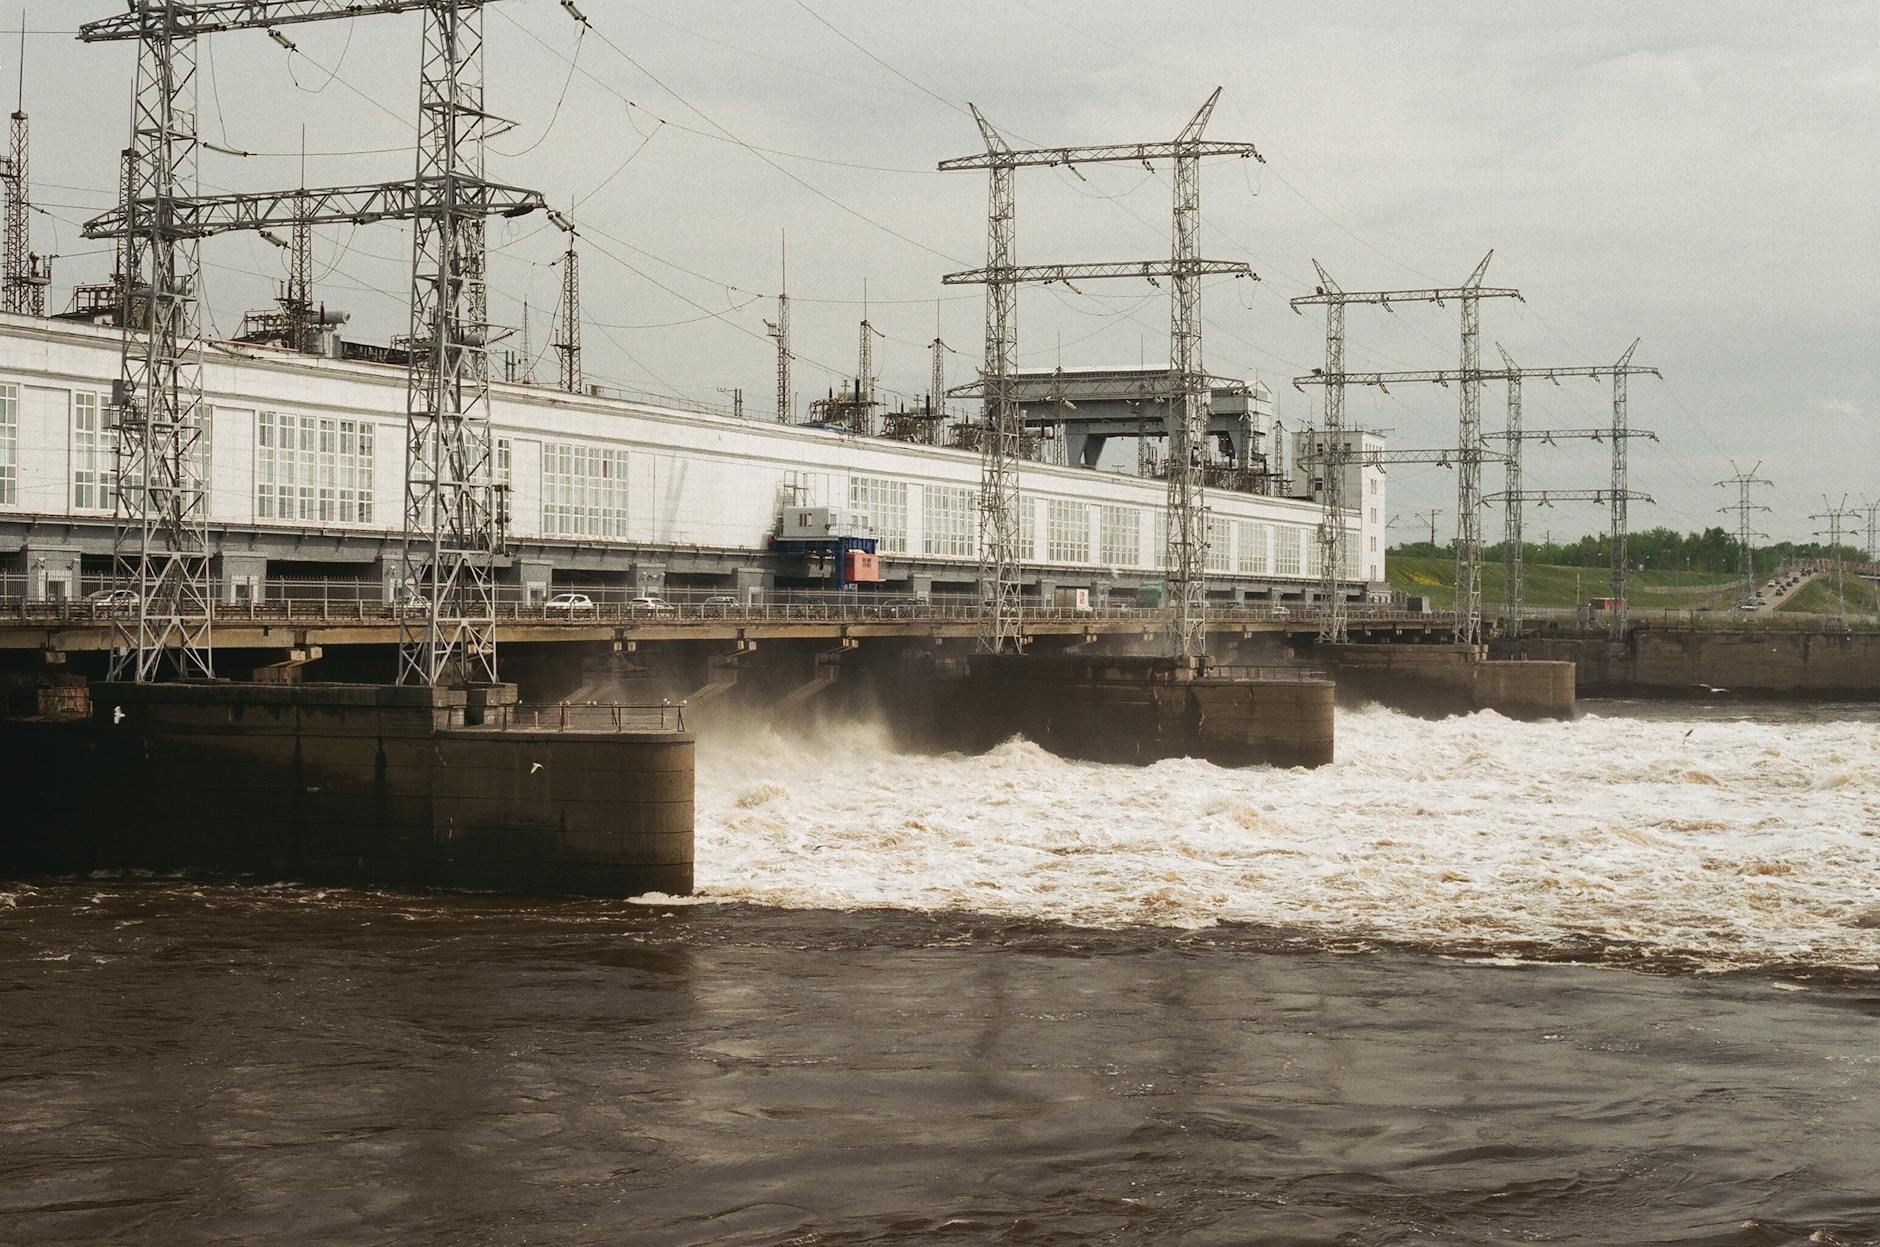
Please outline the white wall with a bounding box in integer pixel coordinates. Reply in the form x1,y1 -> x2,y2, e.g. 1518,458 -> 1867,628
0,315 -> 1361,583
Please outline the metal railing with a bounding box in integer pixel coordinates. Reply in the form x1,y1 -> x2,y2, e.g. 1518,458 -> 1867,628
503,701 -> 688,732
0,591 -> 1440,631
1207,664 -> 1331,681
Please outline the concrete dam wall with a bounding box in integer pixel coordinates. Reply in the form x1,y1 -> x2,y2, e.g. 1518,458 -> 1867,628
1500,629 -> 1880,698
0,682 -> 694,897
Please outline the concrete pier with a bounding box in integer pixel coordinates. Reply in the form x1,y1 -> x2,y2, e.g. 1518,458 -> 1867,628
0,681 -> 694,897
1316,644 -> 1575,720
933,655 -> 1335,768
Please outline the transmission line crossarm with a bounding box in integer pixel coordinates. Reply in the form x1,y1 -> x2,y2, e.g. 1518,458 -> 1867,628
82,180 -> 544,239
941,259 -> 1252,285
77,1 -> 491,41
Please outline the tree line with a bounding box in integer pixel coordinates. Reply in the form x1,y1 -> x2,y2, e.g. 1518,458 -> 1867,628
1388,525 -> 1868,574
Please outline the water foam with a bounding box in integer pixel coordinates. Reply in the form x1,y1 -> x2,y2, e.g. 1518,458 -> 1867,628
694,703 -> 1880,970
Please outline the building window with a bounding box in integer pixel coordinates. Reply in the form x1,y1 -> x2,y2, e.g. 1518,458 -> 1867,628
849,476 -> 908,554
1206,514 -> 1231,573
1154,509 -> 1168,572
542,441 -> 628,538
257,410 -> 374,524
1236,520 -> 1268,574
72,391 -> 116,511
1046,498 -> 1090,564
1098,504 -> 1137,568
922,484 -> 975,558
1275,526 -> 1302,577
0,383 -> 15,506
496,437 -> 511,485
1020,497 -> 1037,561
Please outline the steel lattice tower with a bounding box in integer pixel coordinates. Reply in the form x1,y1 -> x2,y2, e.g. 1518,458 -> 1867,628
1716,462 -> 1772,608
962,105 -> 1023,653
1307,261 -> 1349,642
941,92 -> 1258,657
3,20 -> 46,319
1164,93 -> 1216,660
400,3 -> 499,686
555,229 -> 581,393
1811,497 -> 1856,630
100,7 -> 215,681
764,236 -> 791,422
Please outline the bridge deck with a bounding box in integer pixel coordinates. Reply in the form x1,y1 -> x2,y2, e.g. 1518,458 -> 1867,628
0,602 -> 1447,653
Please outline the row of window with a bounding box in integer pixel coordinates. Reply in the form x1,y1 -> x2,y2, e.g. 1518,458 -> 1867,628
257,410 -> 375,524
0,392 -> 1349,575
542,442 -> 629,538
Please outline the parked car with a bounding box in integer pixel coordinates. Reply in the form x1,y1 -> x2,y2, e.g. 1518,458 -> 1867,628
392,589 -> 430,616
86,588 -> 139,615
543,592 -> 594,613
873,596 -> 924,619
699,594 -> 742,616
627,595 -> 675,615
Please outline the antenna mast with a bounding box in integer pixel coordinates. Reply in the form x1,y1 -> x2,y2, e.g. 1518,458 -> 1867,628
550,208 -> 580,393
764,233 -> 791,422
2,16 -> 47,317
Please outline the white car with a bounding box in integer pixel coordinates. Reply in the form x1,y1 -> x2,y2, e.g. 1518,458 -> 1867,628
86,588 -> 140,615
628,595 -> 675,615
544,592 -> 594,613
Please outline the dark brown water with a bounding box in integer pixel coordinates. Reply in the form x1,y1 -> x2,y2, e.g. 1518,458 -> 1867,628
2,882 -> 1876,1244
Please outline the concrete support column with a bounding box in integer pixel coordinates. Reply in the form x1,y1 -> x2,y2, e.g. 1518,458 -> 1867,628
217,553 -> 268,604
20,545 -> 81,602
512,558 -> 555,607
734,566 -> 774,604
630,562 -> 667,594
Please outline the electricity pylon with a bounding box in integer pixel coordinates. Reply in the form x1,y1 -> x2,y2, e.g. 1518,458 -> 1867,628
1291,253 -> 1520,645
1489,344 -> 1659,636
1810,497 -> 1856,630
1716,462 -> 1772,608
941,90 -> 1260,659
80,1 -> 545,685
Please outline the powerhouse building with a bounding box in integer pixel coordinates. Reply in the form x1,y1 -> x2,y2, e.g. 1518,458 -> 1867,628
0,314 -> 1386,605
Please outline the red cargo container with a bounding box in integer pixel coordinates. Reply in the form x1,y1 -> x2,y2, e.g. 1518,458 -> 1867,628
844,550 -> 880,583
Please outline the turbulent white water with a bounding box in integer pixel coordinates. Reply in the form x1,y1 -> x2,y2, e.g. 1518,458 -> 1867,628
693,703 -> 1880,971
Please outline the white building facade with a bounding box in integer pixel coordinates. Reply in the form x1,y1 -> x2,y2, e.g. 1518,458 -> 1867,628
0,315 -> 1383,605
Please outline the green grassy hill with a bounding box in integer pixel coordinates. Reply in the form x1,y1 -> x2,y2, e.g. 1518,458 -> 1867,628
1776,575 -> 1878,615
1385,555 -> 1746,610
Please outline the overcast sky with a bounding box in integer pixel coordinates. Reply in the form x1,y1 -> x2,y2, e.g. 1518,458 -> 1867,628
18,1 -> 1878,545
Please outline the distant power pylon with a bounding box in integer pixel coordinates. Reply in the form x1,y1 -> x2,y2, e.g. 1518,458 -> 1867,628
941,90 -> 1260,659
1716,462 -> 1772,608
1418,508 -> 1446,548
1810,496 -> 1857,630
1488,343 -> 1659,637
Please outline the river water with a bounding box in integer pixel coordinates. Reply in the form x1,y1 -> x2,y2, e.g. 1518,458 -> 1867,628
3,701 -> 1878,1243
